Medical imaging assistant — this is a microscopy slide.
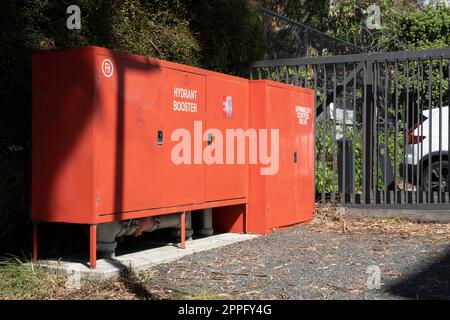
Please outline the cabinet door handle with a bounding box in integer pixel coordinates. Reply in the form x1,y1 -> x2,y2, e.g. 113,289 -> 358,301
207,133 -> 213,145
294,151 -> 298,163
157,130 -> 163,145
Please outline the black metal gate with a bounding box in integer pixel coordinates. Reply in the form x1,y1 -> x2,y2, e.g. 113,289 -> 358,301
249,48 -> 450,208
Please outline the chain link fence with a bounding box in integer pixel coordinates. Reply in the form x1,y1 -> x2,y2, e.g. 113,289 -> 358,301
260,8 -> 366,61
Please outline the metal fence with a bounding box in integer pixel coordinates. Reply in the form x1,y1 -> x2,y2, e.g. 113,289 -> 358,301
260,8 -> 365,60
250,48 -> 450,208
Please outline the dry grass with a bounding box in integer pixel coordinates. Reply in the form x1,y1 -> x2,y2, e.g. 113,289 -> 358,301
0,257 -> 66,300
51,269 -> 177,300
0,258 -> 177,300
309,204 -> 450,240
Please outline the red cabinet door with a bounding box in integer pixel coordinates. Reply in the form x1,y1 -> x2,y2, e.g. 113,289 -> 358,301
96,56 -> 165,215
162,69 -> 206,206
294,92 -> 315,223
205,76 -> 249,201
266,84 -> 299,229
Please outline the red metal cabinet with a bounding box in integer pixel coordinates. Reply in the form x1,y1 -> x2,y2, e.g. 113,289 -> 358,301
32,47 -> 314,237
247,80 -> 315,234
32,46 -> 249,225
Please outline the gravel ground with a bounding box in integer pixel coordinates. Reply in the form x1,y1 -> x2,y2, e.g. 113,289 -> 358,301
142,208 -> 450,300
18,207 -> 449,300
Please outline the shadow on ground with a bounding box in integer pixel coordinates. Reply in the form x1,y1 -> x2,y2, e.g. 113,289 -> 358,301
388,247 -> 450,300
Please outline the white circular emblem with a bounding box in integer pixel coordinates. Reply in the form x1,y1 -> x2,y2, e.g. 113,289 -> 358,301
102,59 -> 114,78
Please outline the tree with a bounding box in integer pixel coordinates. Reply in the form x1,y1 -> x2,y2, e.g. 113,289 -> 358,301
391,4 -> 450,50
261,0 -> 330,30
326,0 -> 418,51
185,0 -> 265,73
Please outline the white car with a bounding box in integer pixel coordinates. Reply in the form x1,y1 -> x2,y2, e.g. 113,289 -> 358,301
402,106 -> 449,191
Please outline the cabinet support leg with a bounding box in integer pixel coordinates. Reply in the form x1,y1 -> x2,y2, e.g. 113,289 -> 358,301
245,204 -> 248,234
32,222 -> 38,262
180,212 -> 186,249
90,225 -> 97,269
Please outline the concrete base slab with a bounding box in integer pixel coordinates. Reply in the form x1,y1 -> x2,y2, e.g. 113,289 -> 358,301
35,233 -> 258,281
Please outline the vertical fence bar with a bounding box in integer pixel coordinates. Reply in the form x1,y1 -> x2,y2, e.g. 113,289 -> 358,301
428,59 -> 433,203
305,64 -> 308,88
332,64 -> 337,202
342,64 -> 347,204
414,61 -> 418,200
352,62 -> 357,204
384,61 -> 389,204
419,60 -> 424,202
394,60 -> 399,203
363,61 -> 374,204
373,63 -> 379,203
404,61 -> 409,204
448,59 -> 450,202
412,63 -> 417,204
415,61 -> 420,202
285,66 -> 290,84
322,65 -> 328,203
313,65 -> 318,203
438,59 -> 443,203
298,65 -> 302,86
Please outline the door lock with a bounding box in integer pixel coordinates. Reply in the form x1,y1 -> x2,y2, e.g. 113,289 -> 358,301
157,130 -> 163,145
207,133 -> 213,145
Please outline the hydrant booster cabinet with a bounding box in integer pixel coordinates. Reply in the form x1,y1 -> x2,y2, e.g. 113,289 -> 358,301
32,46 -> 314,268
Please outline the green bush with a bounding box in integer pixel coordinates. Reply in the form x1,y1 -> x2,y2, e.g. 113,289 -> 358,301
392,5 -> 450,50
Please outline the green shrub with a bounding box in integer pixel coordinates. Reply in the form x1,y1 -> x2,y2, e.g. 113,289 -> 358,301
393,5 -> 450,50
